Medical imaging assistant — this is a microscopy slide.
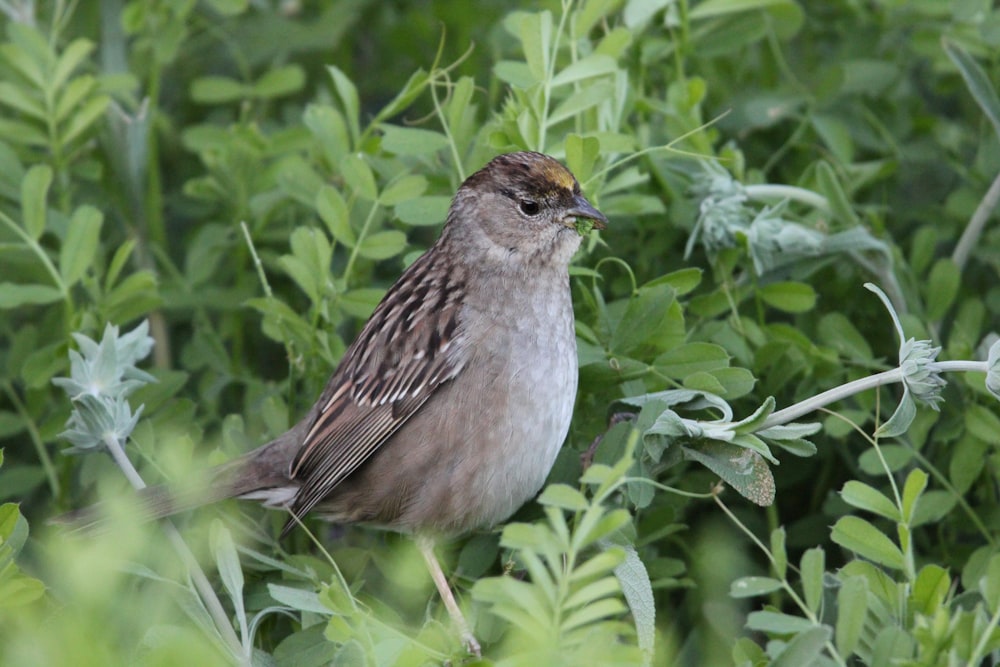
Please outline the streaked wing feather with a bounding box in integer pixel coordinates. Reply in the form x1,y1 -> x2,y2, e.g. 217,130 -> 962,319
286,246 -> 467,522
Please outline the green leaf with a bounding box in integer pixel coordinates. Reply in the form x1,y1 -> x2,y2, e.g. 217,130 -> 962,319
925,258 -> 960,321
814,160 -> 861,227
682,441 -> 775,506
729,576 -> 783,598
21,164 -> 52,240
647,267 -> 703,296
519,11 -> 551,83
772,625 -> 832,667
60,94 -> 109,146
911,564 -> 950,616
771,527 -> 787,579
835,575 -> 868,657
840,481 -> 900,521
943,39 -> 1000,140
303,104 -> 349,166
745,610 -> 817,634
610,284 -> 676,354
874,392 -> 916,439
759,281 -> 817,313
965,404 -> 1000,443
858,444 -> 912,475
0,81 -> 44,119
900,468 -> 927,524
210,521 -> 246,638
327,65 -> 360,145
378,174 -> 427,207
338,288 -> 385,319
537,483 -> 588,511
800,548 -> 825,614
357,230 -> 406,260
0,283 -> 63,308
380,125 -> 450,156
59,205 -> 103,286
565,134 -> 601,185
979,553 -> 1000,614
191,76 -> 247,103
340,153 -> 377,201
268,584 -> 329,615
315,186 -> 356,247
394,195 -> 451,227
613,543 -> 656,660
654,342 -> 730,379
252,64 -> 305,99
831,516 -> 904,570
52,38 -> 94,90
706,367 -> 757,399
551,54 -> 617,87
816,312 -> 873,360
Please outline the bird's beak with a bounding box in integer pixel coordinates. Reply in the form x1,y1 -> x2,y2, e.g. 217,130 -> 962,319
564,194 -> 608,231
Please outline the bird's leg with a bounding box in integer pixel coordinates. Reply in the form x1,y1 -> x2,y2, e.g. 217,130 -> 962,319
416,535 -> 481,657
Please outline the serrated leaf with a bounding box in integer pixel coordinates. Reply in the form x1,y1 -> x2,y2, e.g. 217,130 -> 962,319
831,516 -> 904,570
841,481 -> 900,521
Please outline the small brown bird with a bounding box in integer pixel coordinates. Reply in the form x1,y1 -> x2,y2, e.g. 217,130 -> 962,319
63,151 -> 607,655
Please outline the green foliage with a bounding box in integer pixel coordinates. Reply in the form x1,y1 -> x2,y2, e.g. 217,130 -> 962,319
2,0 -> 1000,665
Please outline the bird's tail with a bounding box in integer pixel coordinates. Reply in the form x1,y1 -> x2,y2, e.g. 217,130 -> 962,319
50,427 -> 303,532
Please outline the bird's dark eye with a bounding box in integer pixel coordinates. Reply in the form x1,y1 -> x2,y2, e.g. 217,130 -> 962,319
519,199 -> 540,216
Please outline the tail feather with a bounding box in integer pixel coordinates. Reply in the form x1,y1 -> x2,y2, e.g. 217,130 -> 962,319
50,429 -> 303,532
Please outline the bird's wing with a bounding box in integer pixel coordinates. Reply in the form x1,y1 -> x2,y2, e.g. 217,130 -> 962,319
284,247 -> 468,527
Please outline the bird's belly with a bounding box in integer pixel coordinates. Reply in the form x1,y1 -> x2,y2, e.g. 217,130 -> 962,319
317,300 -> 578,535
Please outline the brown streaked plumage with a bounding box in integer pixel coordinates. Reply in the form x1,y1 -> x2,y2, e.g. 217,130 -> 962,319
57,151 -> 608,656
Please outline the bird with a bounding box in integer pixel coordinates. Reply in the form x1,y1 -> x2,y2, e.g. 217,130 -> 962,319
59,151 -> 607,656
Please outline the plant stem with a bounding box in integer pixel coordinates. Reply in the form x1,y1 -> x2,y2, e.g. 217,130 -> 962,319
101,433 -> 248,664
2,381 -> 59,497
761,360 -> 988,430
952,169 -> 1000,271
